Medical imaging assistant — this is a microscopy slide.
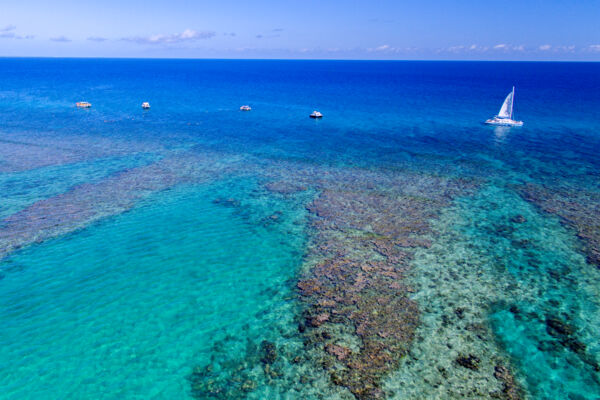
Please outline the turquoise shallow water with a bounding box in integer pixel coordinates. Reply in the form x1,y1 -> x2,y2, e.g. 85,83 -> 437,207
0,154 -> 156,219
0,179 -> 307,399
464,186 -> 600,399
387,184 -> 600,399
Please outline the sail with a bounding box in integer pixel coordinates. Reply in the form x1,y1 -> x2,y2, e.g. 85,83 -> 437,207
497,89 -> 514,119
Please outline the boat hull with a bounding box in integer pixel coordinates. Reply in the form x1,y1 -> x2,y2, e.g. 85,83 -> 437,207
485,117 -> 523,127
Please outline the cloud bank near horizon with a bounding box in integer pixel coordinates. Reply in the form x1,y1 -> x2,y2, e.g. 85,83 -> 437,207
0,25 -> 34,40
1,1 -> 599,60
1,26 -> 599,60
121,29 -> 216,45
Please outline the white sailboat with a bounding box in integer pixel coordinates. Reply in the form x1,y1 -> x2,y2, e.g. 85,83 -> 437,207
485,86 -> 523,126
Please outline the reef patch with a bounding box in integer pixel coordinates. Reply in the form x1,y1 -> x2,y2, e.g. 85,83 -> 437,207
291,166 -> 478,399
517,183 -> 600,268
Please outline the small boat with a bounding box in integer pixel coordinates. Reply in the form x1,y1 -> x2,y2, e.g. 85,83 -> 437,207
142,102 -> 151,109
76,101 -> 92,108
309,111 -> 323,119
485,86 -> 523,126
240,105 -> 251,111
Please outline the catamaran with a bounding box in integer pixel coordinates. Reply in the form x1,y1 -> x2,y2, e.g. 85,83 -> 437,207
485,86 -> 523,126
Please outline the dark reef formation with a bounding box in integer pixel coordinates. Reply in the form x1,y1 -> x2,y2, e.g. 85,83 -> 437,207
188,337 -> 282,399
0,152 -> 236,259
493,365 -> 521,400
456,354 -> 481,371
284,167 -> 478,399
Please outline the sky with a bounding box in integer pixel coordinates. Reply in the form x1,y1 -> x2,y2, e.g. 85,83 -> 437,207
1,0 -> 599,60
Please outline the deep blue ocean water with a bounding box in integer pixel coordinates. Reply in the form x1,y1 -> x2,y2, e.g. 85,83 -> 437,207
0,58 -> 599,399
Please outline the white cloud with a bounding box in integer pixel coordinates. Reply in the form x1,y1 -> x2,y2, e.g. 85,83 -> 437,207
556,45 -> 575,52
0,25 -> 16,32
87,36 -> 107,42
368,44 -> 407,53
442,44 -> 489,53
123,29 -> 216,44
367,44 -> 387,52
447,45 -> 465,52
437,43 -> 590,55
492,44 -> 526,51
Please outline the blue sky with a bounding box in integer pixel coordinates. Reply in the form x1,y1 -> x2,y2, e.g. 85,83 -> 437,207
1,0 -> 599,60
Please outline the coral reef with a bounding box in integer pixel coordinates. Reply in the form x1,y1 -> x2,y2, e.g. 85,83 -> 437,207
517,183 -> 600,268
187,327 -> 353,400
188,337 -> 280,400
493,365 -> 521,400
187,160 -> 482,400
456,354 -> 481,371
0,151 -> 238,259
288,165 -> 478,399
386,185 -> 600,399
10,142 -> 598,400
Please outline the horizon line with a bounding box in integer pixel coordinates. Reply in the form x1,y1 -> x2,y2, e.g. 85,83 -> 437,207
0,55 -> 599,63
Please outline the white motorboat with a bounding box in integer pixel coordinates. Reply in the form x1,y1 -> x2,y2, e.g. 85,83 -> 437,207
76,101 -> 92,108
309,111 -> 323,118
142,102 -> 151,109
485,86 -> 523,126
240,105 -> 251,111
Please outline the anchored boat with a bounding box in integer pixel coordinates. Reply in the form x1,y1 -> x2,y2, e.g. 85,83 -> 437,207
142,102 -> 150,109
485,86 -> 523,126
310,111 -> 323,119
240,105 -> 251,111
76,101 -> 91,108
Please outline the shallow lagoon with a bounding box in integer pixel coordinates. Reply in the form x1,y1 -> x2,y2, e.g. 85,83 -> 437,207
0,179 -> 309,399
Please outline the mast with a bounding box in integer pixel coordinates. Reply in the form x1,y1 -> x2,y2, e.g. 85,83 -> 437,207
510,86 -> 515,119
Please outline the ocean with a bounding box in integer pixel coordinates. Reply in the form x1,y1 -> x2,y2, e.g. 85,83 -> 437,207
0,58 -> 599,399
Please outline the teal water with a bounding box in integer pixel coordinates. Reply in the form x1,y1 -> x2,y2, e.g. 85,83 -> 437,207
0,179 -> 307,399
388,185 -> 600,399
0,155 -> 156,219
1,59 -> 599,399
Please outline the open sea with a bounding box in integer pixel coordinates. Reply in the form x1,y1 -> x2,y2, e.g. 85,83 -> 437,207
0,58 -> 599,400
